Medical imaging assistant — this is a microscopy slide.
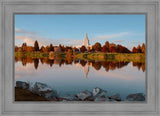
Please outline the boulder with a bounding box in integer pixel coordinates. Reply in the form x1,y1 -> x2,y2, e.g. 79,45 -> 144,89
94,96 -> 106,101
31,82 -> 58,99
108,93 -> 121,101
75,90 -> 92,101
126,93 -> 145,101
16,81 -> 29,89
62,95 -> 77,101
92,87 -> 107,97
92,87 -> 107,101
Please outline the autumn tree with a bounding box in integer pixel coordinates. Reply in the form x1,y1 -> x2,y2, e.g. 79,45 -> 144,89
105,41 -> 109,48
141,43 -> 145,54
26,46 -> 34,52
101,45 -> 109,52
15,46 -> 18,52
22,42 -> 27,52
80,45 -> 87,53
132,47 -> 138,53
44,46 -> 50,52
40,46 -> 45,52
73,47 -> 79,52
34,40 -> 39,51
137,45 -> 142,53
92,42 -> 101,52
49,44 -> 54,51
109,46 -> 117,53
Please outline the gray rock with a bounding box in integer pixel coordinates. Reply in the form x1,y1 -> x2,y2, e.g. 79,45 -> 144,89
109,93 -> 121,101
62,95 -> 77,101
126,93 -> 145,101
31,82 -> 58,99
75,90 -> 92,101
16,81 -> 29,89
94,96 -> 106,101
92,87 -> 107,97
92,87 -> 107,101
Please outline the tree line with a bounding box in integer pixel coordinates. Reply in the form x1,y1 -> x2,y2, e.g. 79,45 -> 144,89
15,40 -> 145,54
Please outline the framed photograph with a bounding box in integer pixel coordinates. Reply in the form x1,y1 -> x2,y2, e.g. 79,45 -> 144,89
0,0 -> 159,116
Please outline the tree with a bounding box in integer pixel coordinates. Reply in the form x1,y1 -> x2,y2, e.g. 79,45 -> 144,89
44,46 -> 50,52
15,46 -> 18,52
80,45 -> 87,52
21,42 -> 27,52
92,42 -> 101,52
40,46 -> 45,52
137,45 -> 142,53
109,46 -> 117,53
73,47 -> 79,52
105,41 -> 109,48
141,43 -> 145,54
26,46 -> 34,52
101,45 -> 109,52
34,40 -> 39,51
132,47 -> 137,53
49,44 -> 54,51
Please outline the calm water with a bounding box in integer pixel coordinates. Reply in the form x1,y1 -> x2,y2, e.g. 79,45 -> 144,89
15,57 -> 145,100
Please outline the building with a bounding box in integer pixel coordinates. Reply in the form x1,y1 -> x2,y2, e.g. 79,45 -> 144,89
76,32 -> 91,49
83,32 -> 90,48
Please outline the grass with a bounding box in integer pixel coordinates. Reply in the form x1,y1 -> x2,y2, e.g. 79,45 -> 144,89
75,52 -> 145,62
15,52 -> 145,62
15,52 -> 49,58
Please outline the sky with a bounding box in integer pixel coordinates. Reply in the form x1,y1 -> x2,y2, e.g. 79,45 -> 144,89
15,14 -> 145,50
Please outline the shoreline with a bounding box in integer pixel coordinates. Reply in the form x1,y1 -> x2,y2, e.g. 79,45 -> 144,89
15,52 -> 145,62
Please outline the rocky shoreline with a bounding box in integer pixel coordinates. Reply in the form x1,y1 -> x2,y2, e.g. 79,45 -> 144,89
15,81 -> 145,102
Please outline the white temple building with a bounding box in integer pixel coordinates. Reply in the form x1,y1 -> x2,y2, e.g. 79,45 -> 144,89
83,32 -> 90,48
76,32 -> 91,49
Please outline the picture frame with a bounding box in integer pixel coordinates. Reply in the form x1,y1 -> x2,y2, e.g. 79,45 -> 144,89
0,0 -> 159,116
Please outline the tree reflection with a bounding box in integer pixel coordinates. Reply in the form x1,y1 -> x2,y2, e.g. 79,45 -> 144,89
15,57 -> 145,72
33,58 -> 39,70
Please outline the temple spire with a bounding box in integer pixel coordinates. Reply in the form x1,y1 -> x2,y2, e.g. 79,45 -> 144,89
85,32 -> 88,39
83,32 -> 90,48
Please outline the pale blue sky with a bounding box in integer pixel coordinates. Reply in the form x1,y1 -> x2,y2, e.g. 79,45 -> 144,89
15,14 -> 145,49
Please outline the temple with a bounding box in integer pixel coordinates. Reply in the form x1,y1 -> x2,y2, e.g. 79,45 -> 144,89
76,32 -> 91,49
83,32 -> 90,48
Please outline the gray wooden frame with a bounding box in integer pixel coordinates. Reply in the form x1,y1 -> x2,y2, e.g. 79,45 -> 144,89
0,0 -> 159,116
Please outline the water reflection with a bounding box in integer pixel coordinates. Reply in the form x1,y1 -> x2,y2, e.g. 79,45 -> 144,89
15,57 -> 145,100
15,57 -> 145,73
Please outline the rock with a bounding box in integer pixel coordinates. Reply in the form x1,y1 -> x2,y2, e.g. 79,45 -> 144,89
92,87 -> 107,101
75,90 -> 92,101
62,95 -> 77,101
108,93 -> 121,101
31,82 -> 58,99
94,96 -> 106,101
126,93 -> 145,101
16,81 -> 29,89
92,87 -> 107,97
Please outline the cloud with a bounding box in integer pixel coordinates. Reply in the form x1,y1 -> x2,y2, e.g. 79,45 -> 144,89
111,40 -> 125,43
130,41 -> 142,45
15,35 -> 83,47
15,28 -> 129,47
90,32 -> 128,42
15,28 -> 38,35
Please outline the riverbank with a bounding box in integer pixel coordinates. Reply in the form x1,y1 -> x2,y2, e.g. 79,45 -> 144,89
15,52 -> 145,62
